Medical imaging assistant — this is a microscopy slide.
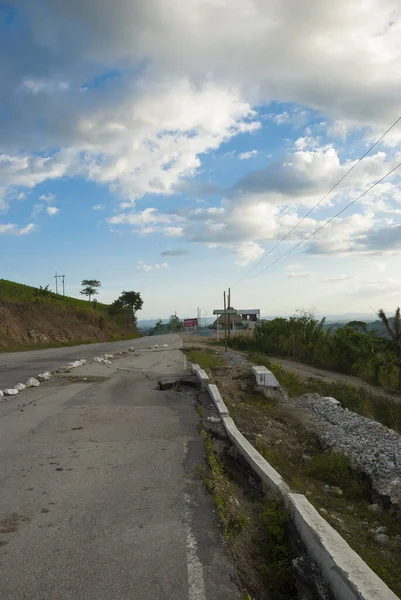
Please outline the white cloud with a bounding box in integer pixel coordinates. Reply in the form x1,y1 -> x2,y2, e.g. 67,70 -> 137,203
39,193 -> 55,203
234,241 -> 264,266
136,260 -> 169,271
92,204 -> 104,210
0,223 -> 36,235
239,150 -> 258,160
286,271 -> 313,278
163,226 -> 184,237
46,206 -> 59,215
2,0 -> 401,211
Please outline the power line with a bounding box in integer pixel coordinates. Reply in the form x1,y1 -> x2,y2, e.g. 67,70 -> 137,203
235,115 -> 401,284
248,161 -> 401,280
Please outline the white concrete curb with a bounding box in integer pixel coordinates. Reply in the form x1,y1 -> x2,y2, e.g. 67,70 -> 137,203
205,376 -> 399,600
207,384 -> 229,417
288,493 -> 399,600
222,415 -> 290,499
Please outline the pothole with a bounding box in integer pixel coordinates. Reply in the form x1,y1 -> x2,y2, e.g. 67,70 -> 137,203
157,376 -> 199,391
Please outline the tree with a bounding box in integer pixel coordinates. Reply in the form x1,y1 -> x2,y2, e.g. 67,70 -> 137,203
117,290 -> 143,313
80,279 -> 101,302
378,307 -> 401,389
168,314 -> 182,331
346,320 -> 368,333
155,319 -> 164,332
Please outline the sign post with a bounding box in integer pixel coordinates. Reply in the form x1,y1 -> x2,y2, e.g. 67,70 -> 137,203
184,318 -> 198,331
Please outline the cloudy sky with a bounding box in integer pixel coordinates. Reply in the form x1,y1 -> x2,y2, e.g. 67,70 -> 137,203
1,1 -> 401,319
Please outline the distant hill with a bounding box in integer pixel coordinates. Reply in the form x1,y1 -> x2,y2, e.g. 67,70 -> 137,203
0,279 -> 139,349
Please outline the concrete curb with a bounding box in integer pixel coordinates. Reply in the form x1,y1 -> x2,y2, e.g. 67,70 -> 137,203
207,384 -> 229,417
204,373 -> 399,600
195,368 -> 210,390
288,493 -> 399,600
222,415 -> 290,499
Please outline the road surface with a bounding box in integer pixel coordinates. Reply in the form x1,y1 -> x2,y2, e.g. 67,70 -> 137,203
0,335 -> 161,390
0,335 -> 240,599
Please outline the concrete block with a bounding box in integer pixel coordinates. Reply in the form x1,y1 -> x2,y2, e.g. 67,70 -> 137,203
14,383 -> 26,391
288,493 -> 399,600
37,372 -> 51,381
207,384 -> 229,416
191,363 -> 201,374
195,368 -> 209,390
222,415 -> 290,500
0,390 -> 3,398
251,365 -> 280,387
26,377 -> 40,388
4,388 -> 18,396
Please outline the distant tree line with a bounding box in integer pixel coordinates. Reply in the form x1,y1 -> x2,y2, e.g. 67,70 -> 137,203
227,308 -> 401,390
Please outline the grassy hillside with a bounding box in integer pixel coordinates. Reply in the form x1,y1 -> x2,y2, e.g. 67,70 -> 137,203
0,279 -> 139,350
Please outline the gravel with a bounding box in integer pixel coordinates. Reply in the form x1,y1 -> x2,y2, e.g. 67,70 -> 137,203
293,393 -> 401,507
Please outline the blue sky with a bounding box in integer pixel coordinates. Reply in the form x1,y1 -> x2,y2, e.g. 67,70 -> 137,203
1,1 -> 401,319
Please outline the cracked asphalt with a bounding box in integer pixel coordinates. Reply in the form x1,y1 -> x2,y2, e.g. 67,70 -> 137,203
0,334 -> 240,599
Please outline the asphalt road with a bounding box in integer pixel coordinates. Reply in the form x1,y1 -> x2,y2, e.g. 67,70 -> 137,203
0,335 -> 165,390
0,334 -> 240,599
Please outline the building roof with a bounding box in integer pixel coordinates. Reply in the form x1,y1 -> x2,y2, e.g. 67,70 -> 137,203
213,308 -> 239,315
238,309 -> 260,315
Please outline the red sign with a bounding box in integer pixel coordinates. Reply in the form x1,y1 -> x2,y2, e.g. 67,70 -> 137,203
184,318 -> 198,327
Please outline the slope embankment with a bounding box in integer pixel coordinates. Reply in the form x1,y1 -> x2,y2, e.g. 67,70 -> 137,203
0,280 -> 138,350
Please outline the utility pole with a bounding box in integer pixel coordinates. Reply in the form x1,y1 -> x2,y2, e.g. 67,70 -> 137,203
61,274 -> 65,296
54,272 -> 65,295
227,287 -> 231,341
223,290 -> 227,353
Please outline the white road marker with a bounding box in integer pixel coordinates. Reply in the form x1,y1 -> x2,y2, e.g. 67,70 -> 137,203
184,492 -> 207,600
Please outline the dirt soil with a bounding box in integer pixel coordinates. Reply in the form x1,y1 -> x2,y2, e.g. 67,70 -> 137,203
0,302 -> 133,349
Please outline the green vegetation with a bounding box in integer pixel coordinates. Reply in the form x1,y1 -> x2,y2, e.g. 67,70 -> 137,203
167,313 -> 183,331
80,279 -> 101,302
0,279 -> 109,310
185,348 -> 224,374
247,352 -> 401,433
201,430 -> 250,538
200,428 -> 296,598
258,501 -> 296,598
227,309 -> 401,390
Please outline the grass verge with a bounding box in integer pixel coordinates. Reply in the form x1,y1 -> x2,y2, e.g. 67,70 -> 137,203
184,347 -> 224,375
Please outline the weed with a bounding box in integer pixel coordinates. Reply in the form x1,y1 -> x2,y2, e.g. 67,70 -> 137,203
201,430 -> 249,537
258,500 -> 297,598
197,405 -> 205,418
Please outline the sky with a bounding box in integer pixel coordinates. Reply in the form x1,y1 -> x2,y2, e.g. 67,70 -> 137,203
1,1 -> 401,320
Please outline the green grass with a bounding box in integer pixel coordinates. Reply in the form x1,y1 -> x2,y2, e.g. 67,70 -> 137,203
248,352 -> 401,433
185,348 -> 224,374
258,501 -> 296,598
0,279 -> 109,310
